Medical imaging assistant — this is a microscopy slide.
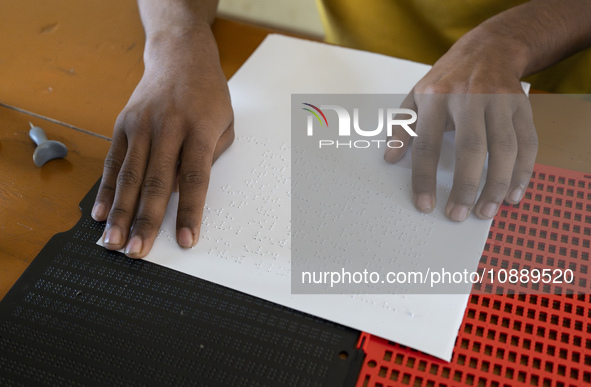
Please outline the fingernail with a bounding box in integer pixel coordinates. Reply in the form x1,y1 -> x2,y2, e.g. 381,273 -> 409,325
104,226 -> 122,246
178,228 -> 194,248
416,194 -> 433,213
509,188 -> 524,203
92,203 -> 106,220
450,205 -> 469,222
125,236 -> 143,255
481,202 -> 498,218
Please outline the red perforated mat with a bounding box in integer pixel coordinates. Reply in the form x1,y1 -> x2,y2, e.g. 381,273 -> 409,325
356,164 -> 591,387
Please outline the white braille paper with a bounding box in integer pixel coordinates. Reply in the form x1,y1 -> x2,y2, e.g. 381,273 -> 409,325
99,35 -> 528,360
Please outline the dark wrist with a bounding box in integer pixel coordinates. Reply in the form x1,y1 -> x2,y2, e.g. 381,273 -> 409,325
453,27 -> 531,79
143,25 -> 218,67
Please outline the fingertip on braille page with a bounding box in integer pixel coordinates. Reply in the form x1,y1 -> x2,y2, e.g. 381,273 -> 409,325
178,227 -> 195,248
383,147 -> 404,163
447,204 -> 469,222
415,193 -> 434,213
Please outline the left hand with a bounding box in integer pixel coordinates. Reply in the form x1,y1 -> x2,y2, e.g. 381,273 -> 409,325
384,31 -> 539,221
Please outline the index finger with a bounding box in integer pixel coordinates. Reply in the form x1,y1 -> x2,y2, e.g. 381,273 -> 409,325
92,130 -> 127,221
410,94 -> 447,213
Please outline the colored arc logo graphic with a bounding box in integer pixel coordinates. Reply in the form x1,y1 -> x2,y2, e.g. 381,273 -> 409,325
302,103 -> 328,127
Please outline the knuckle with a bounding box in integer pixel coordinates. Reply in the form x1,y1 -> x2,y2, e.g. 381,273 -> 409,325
190,120 -> 221,141
115,110 -> 131,129
117,168 -> 142,187
116,110 -> 136,131
118,108 -> 141,127
488,179 -> 511,193
189,142 -> 215,162
492,132 -> 518,156
190,118 -> 214,132
412,140 -> 439,159
416,83 -> 447,95
108,206 -> 132,220
179,170 -> 209,188
133,214 -> 158,231
454,178 -> 481,195
521,132 -> 539,152
103,156 -> 123,182
155,116 -> 184,140
458,133 -> 487,154
104,156 -> 123,172
501,137 -> 518,154
142,176 -> 169,197
192,128 -> 218,149
118,109 -> 152,140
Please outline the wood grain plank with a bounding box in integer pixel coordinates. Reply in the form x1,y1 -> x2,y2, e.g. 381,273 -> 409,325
0,107 -> 111,299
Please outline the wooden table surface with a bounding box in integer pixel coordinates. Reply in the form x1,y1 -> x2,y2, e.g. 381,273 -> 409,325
0,1 -> 590,300
0,0 -> 271,300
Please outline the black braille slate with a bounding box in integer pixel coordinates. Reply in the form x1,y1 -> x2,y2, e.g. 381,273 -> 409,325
0,179 -> 364,387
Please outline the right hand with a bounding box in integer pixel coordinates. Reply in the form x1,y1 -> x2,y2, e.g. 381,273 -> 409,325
92,27 -> 234,258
